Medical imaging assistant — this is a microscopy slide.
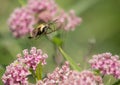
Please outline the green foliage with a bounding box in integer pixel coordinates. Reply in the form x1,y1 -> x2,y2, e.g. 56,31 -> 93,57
29,68 -> 36,79
112,80 -> 120,85
93,69 -> 100,75
18,0 -> 27,6
52,34 -> 63,46
27,75 -> 36,84
35,63 -> 42,80
0,38 -> 22,64
0,65 -> 5,85
59,47 -> 81,71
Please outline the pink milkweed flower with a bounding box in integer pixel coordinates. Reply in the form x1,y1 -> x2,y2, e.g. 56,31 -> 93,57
27,0 -> 81,30
1,60 -> 30,85
37,61 -> 70,85
8,7 -> 35,38
65,10 -> 82,31
27,0 -> 57,15
27,0 -> 57,22
38,10 -> 54,23
37,62 -> 103,85
89,53 -> 120,79
59,70 -> 103,85
8,0 -> 82,38
2,47 -> 48,85
56,10 -> 82,31
22,47 -> 48,70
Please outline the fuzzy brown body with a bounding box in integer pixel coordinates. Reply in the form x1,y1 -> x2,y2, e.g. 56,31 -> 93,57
28,22 -> 57,39
28,24 -> 49,38
28,19 -> 58,39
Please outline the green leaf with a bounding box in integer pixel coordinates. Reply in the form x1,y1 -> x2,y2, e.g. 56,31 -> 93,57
35,63 -> 42,80
59,47 -> 81,71
112,80 -> 120,85
18,0 -> 27,6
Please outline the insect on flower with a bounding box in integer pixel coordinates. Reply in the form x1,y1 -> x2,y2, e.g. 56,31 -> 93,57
28,19 -> 58,39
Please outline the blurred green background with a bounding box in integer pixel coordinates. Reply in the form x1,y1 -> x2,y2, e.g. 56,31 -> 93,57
0,0 -> 120,84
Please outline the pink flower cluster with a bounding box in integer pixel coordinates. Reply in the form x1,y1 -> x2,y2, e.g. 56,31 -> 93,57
37,62 -> 103,85
2,60 -> 30,85
2,47 -> 48,85
89,53 -> 120,79
57,10 -> 82,31
8,0 -> 81,38
27,0 -> 57,15
64,10 -> 82,31
23,47 -> 48,70
60,71 -> 103,85
8,7 -> 35,38
38,61 -> 70,85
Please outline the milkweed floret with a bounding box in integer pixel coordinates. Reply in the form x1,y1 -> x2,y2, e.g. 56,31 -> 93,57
2,47 -> 48,85
89,53 -> 120,79
22,47 -> 48,70
37,62 -> 103,85
8,7 -> 35,38
57,10 -> 82,31
2,60 -> 30,85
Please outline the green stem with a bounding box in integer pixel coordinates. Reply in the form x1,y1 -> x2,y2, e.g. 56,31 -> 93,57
35,63 -> 42,80
58,47 -> 81,71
